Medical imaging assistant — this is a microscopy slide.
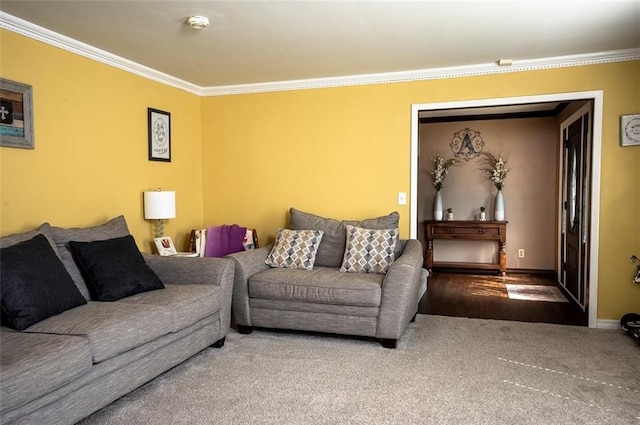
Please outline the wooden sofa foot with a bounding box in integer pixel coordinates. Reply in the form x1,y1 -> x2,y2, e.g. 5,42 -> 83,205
411,313 -> 417,322
381,338 -> 398,349
211,337 -> 226,348
237,325 -> 253,334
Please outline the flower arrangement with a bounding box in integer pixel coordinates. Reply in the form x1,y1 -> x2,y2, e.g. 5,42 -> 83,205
479,151 -> 511,190
428,153 -> 458,191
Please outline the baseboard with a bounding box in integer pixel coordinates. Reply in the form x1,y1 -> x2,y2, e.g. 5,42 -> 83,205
596,319 -> 620,330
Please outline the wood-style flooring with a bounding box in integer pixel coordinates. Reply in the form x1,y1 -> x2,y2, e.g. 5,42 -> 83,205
419,271 -> 588,326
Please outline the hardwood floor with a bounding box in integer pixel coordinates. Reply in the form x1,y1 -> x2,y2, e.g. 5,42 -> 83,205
419,271 -> 588,326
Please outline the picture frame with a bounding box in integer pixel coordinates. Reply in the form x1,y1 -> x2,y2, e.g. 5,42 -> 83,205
148,108 -> 171,161
0,78 -> 34,149
154,236 -> 178,256
620,114 -> 640,147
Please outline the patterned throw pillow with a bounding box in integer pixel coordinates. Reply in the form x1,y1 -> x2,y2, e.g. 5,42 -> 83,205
340,225 -> 398,274
265,229 -> 324,270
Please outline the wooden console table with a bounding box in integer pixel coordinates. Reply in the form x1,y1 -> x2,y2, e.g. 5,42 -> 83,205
424,220 -> 507,275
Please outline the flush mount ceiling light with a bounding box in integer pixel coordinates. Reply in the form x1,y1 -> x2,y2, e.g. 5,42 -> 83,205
186,16 -> 209,30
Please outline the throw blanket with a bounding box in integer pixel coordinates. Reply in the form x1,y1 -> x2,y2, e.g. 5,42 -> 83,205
204,224 -> 247,257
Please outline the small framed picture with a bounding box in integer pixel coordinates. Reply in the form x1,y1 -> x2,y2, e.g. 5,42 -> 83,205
154,236 -> 178,256
1,78 -> 34,149
148,108 -> 171,161
621,114 -> 640,147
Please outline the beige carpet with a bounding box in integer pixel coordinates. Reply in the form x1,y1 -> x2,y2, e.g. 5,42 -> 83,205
79,315 -> 639,425
505,284 -> 569,302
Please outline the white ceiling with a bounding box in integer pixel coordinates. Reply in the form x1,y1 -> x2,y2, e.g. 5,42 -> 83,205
1,1 -> 639,89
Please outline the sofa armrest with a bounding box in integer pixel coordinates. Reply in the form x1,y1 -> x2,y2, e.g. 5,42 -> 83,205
143,253 -> 234,288
142,254 -> 236,335
376,239 -> 424,340
226,246 -> 272,327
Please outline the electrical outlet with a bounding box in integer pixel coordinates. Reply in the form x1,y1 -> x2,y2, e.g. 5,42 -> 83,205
518,249 -> 525,258
397,192 -> 407,205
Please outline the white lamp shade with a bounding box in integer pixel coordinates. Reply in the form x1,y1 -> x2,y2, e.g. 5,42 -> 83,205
144,191 -> 176,219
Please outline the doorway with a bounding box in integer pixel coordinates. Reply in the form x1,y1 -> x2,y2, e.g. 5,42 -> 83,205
410,91 -> 603,328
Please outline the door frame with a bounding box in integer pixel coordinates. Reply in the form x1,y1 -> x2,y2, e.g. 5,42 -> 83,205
410,90 -> 603,328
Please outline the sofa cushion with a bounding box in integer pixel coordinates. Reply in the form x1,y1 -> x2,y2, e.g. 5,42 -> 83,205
289,208 -> 399,268
68,235 -> 165,301
0,329 -> 92,414
0,222 -> 60,256
340,225 -> 398,274
52,215 -> 131,300
249,266 -> 383,307
0,234 -> 88,330
265,228 -> 324,271
25,301 -> 173,363
118,284 -> 223,332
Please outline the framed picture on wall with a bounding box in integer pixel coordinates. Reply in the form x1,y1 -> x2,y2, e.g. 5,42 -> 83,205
148,108 -> 171,161
620,114 -> 640,147
0,78 -> 34,149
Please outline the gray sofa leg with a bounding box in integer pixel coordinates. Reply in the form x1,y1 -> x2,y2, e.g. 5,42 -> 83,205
381,339 -> 397,349
211,337 -> 226,348
237,325 -> 253,334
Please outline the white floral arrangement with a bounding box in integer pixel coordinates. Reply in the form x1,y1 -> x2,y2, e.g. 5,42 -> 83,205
479,152 -> 511,190
428,153 -> 458,191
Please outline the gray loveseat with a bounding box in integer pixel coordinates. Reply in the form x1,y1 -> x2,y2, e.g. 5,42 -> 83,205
0,216 -> 234,425
228,209 -> 426,348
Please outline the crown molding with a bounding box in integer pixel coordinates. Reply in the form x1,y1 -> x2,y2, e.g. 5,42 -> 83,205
0,12 -> 202,95
202,48 -> 640,96
2,12 -> 639,98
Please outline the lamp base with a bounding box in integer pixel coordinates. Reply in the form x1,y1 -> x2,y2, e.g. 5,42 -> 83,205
154,219 -> 165,238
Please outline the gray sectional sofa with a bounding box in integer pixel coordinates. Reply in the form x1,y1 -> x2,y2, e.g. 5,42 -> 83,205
228,208 -> 427,348
0,216 -> 234,425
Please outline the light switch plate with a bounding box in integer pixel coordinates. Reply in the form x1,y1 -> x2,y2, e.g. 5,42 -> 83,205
397,192 -> 407,205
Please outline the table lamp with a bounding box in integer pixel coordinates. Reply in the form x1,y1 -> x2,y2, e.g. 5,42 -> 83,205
144,189 -> 176,238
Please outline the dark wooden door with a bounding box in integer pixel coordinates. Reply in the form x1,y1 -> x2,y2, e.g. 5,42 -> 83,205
561,108 -> 591,315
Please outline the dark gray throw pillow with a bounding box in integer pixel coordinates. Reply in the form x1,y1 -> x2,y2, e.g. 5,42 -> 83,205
68,235 -> 164,301
0,234 -> 87,330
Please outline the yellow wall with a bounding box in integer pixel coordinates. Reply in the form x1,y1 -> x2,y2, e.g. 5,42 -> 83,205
202,61 -> 640,320
1,27 -> 638,321
0,30 -> 204,251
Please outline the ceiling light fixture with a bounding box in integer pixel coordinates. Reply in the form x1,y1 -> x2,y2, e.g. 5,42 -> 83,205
187,16 -> 209,30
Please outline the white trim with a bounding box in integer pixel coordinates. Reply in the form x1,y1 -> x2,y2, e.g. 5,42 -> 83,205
1,11 -> 639,97
202,49 -> 640,96
0,12 -> 202,95
596,320 -> 620,330
410,90 -> 603,328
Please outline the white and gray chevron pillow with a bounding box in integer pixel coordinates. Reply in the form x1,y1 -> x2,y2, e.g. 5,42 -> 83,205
265,229 -> 324,270
340,225 -> 398,274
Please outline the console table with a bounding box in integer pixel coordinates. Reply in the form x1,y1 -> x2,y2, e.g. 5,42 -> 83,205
424,220 -> 507,275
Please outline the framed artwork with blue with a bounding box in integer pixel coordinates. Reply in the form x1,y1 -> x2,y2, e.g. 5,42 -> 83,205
0,78 -> 34,149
